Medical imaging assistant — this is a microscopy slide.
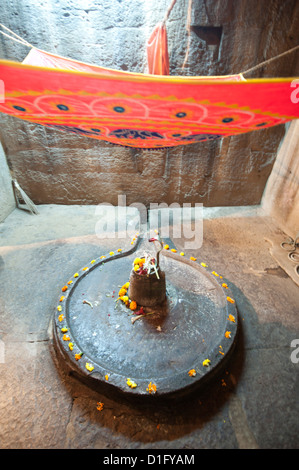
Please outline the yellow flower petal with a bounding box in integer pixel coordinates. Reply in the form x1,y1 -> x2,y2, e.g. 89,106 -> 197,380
126,378 -> 137,389
146,381 -> 157,394
96,402 -> 104,411
202,359 -> 211,367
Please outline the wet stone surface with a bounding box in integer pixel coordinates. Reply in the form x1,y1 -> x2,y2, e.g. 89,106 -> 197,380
53,239 -> 238,400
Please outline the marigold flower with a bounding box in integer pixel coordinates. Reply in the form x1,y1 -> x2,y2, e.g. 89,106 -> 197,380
120,295 -> 129,303
201,262 -> 208,267
190,256 -> 197,261
225,331 -> 231,338
83,267 -> 89,271
86,362 -> 94,372
118,288 -> 127,297
58,314 -> 64,322
171,249 -> 177,253
228,314 -> 236,323
62,285 -> 68,292
100,255 -> 105,259
180,252 -> 185,256
133,264 -> 140,272
146,382 -> 157,394
61,327 -> 68,333
62,334 -> 70,341
202,359 -> 211,367
57,305 -> 62,312
117,248 -> 122,252
105,374 -> 109,381
67,280 -> 73,285
129,300 -> 137,311
74,273 -> 79,278
96,402 -> 104,411
122,282 -> 130,289
109,251 -> 114,256
68,342 -> 74,351
188,369 -> 196,377
222,283 -> 228,289
126,378 -> 137,388
212,271 -> 219,277
227,296 -> 235,304
59,296 -> 65,302
90,259 -> 96,264
164,244 -> 169,250
75,352 -> 83,361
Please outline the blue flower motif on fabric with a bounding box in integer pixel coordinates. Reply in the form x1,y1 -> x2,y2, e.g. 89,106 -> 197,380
13,105 -> 26,112
56,104 -> 69,111
181,133 -> 222,142
109,129 -> 164,140
48,125 -> 102,136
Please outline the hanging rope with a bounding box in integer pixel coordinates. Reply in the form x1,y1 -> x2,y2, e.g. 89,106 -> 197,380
162,0 -> 177,25
181,0 -> 193,70
0,23 -> 33,48
241,44 -> 299,76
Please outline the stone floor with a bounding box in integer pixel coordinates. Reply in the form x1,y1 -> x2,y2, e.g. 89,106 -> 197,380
0,204 -> 298,449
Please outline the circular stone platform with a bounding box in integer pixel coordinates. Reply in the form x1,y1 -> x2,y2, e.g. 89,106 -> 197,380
52,236 -> 238,401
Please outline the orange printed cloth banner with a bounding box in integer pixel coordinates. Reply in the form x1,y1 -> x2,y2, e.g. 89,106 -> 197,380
0,48 -> 298,149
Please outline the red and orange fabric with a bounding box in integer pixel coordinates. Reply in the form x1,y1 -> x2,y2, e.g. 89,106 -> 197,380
0,48 -> 298,149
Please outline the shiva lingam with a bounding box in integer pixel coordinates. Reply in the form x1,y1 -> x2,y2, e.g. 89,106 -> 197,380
128,234 -> 166,308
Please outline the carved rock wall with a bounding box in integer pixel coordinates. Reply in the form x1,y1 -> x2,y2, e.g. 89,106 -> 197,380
0,0 -> 298,208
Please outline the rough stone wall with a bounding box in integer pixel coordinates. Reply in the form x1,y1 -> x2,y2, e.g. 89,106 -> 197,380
0,0 -> 298,208
0,141 -> 15,222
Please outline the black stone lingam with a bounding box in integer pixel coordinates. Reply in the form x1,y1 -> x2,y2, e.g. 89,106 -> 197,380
128,236 -> 166,307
